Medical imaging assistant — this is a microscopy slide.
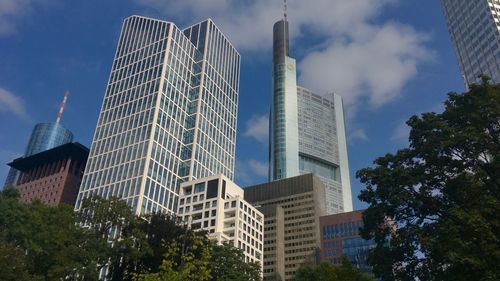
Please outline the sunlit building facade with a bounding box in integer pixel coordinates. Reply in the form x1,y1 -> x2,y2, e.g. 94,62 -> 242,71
177,174 -> 264,269
269,19 -> 352,214
441,0 -> 500,85
244,174 -> 327,281
76,15 -> 240,215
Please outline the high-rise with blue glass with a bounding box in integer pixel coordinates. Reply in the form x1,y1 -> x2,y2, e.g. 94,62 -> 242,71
76,16 -> 240,215
269,18 -> 352,214
3,97 -> 74,188
440,0 -> 500,86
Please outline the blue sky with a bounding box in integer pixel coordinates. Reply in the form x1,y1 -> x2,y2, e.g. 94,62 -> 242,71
0,0 -> 464,210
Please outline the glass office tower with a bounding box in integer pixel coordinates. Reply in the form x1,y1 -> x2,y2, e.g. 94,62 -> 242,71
76,16 -> 240,215
269,18 -> 352,214
4,122 -> 73,188
440,0 -> 500,86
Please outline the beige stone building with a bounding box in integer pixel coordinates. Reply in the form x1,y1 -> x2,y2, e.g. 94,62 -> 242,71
244,174 -> 327,280
177,174 -> 264,268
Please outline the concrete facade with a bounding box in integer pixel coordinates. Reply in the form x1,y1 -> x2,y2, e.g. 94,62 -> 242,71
244,174 -> 327,281
178,174 -> 264,269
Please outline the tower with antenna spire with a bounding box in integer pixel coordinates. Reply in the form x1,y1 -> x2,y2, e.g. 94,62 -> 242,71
266,5 -> 354,279
3,91 -> 74,188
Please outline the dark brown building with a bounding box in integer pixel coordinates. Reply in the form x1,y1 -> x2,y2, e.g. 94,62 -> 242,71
8,142 -> 89,207
319,210 -> 376,274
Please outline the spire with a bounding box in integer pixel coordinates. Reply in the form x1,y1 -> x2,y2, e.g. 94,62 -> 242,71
56,91 -> 69,124
283,0 -> 288,22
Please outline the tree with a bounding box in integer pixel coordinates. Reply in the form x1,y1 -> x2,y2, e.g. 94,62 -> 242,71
0,239 -> 34,281
357,77 -> 500,281
139,232 -> 211,281
139,213 -> 187,273
209,243 -> 261,281
78,196 -> 151,281
292,256 -> 375,281
0,189 -> 103,280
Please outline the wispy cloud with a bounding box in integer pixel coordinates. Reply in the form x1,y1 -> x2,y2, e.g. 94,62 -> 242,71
235,158 -> 268,186
247,159 -> 268,178
349,128 -> 369,142
0,88 -> 31,122
0,0 -> 49,36
243,114 -> 269,144
135,0 -> 434,110
391,121 -> 410,142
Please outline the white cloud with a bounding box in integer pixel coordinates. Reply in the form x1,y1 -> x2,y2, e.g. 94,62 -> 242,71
248,159 -> 268,178
0,88 -> 30,121
349,128 -> 369,142
391,121 -> 410,142
243,114 -> 269,144
299,23 -> 433,108
135,0 -> 433,109
235,158 -> 268,186
0,0 -> 48,36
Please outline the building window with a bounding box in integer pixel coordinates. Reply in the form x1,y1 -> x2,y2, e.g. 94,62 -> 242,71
194,182 -> 205,193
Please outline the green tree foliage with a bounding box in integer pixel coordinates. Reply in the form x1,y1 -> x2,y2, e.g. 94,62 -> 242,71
0,190 -> 259,280
0,189 -> 103,280
79,196 -> 151,280
209,243 -> 261,281
139,232 -> 211,281
357,77 -> 500,281
139,213 -> 187,273
292,256 -> 375,281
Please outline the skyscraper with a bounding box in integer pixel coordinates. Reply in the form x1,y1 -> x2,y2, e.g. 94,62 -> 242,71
3,93 -> 74,188
76,16 -> 240,215
440,0 -> 500,86
269,18 -> 352,214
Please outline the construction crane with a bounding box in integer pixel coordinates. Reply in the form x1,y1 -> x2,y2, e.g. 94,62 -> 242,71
55,90 -> 69,124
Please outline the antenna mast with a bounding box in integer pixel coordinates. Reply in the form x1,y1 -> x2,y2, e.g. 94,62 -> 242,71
56,90 -> 69,124
283,0 -> 288,21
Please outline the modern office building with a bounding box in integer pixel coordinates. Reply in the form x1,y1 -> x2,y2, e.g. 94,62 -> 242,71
76,16 -> 240,215
3,93 -> 74,188
319,210 -> 376,274
440,0 -> 500,86
269,17 -> 352,214
177,174 -> 264,268
7,142 -> 88,207
244,174 -> 327,281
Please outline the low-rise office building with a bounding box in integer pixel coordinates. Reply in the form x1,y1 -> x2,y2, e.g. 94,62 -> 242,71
7,142 -> 89,207
244,174 -> 327,281
177,174 -> 264,268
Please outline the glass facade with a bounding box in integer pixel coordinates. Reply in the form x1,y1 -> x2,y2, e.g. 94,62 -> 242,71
76,16 -> 240,215
441,0 -> 500,85
270,19 -> 299,181
297,87 -> 352,214
269,18 -> 352,214
320,211 -> 377,275
25,123 -> 74,156
3,122 -> 73,188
